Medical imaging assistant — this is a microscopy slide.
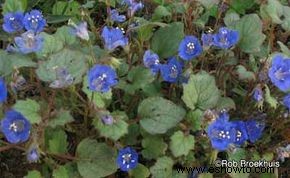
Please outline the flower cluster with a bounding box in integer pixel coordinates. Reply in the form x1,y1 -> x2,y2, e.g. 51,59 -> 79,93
3,10 -> 45,54
207,112 -> 265,151
202,27 -> 239,49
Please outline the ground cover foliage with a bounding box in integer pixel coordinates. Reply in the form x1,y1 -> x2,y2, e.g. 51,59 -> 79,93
0,0 -> 290,177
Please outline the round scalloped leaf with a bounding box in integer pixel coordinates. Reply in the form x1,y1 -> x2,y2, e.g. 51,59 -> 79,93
138,97 -> 186,134
36,48 -> 88,84
76,139 -> 117,178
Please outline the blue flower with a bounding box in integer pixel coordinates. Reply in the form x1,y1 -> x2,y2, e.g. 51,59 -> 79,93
101,114 -> 114,125
1,110 -> 31,144
27,144 -> 40,163
283,94 -> 290,110
207,113 -> 236,151
88,65 -> 118,93
122,0 -> 143,16
268,54 -> 290,92
49,67 -> 74,89
201,33 -> 214,47
116,147 -> 138,172
232,121 -> 248,146
14,31 -> 44,54
253,87 -> 263,102
2,11 -> 24,33
0,78 -> 8,103
245,120 -> 265,143
71,22 -> 89,41
212,27 -> 239,49
23,10 -> 46,33
101,26 -> 128,51
178,36 -> 202,61
110,9 -> 126,23
160,57 -> 183,83
143,50 -> 160,75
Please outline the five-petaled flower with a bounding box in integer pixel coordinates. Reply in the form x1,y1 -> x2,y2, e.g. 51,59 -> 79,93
110,9 -> 126,23
2,11 -> 24,33
116,147 -> 138,172
0,78 -> 8,103
13,30 -> 44,54
212,27 -> 239,49
1,110 -> 31,144
88,65 -> 118,93
23,10 -> 46,33
160,57 -> 183,83
101,26 -> 128,51
268,54 -> 290,92
178,35 -> 202,61
143,50 -> 161,75
207,112 -> 236,151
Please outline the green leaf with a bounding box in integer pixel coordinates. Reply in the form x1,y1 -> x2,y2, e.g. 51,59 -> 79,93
93,111 -> 128,141
117,67 -> 155,95
233,14 -> 266,53
260,0 -> 284,24
227,148 -> 246,162
182,72 -> 220,110
2,0 -> 27,14
281,6 -> 290,31
36,32 -> 64,58
13,99 -> 41,124
152,6 -> 172,21
186,109 -> 203,131
150,156 -> 174,178
199,173 -> 213,178
277,41 -> 290,57
224,12 -> 240,27
36,48 -> 88,84
82,75 -> 112,108
123,123 -> 140,145
169,131 -> 195,157
53,166 -> 69,178
54,26 -> 77,45
76,139 -> 117,178
45,128 -> 68,154
230,0 -> 255,14
216,97 -> 236,110
46,15 -> 72,24
0,50 -> 36,76
130,164 -> 150,178
151,22 -> 184,58
141,136 -> 167,160
24,170 -> 42,178
197,0 -> 219,9
236,65 -> 256,81
52,1 -> 80,16
138,97 -> 186,134
264,85 -> 278,109
48,109 -> 74,128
